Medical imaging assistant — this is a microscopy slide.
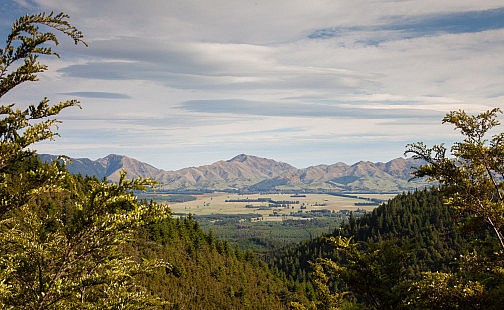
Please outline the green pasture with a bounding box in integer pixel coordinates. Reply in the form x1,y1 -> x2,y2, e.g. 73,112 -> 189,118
159,193 -> 377,217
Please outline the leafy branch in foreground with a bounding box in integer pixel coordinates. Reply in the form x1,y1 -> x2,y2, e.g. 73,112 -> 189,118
1,12 -> 86,97
402,108 -> 504,309
0,12 -> 86,180
0,170 -> 171,308
406,108 -> 504,249
0,13 -> 171,308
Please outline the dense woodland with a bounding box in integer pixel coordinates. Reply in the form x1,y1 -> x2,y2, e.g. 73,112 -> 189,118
1,12 -> 504,309
4,157 -> 504,308
270,189 -> 502,309
138,213 -> 293,309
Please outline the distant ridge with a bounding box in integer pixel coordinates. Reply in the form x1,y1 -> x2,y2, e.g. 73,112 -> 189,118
39,154 -> 426,192
39,154 -> 163,181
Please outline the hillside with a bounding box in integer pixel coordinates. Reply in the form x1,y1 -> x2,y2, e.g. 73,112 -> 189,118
136,214 -> 297,308
261,157 -> 424,192
40,153 -> 426,192
269,189 -> 499,308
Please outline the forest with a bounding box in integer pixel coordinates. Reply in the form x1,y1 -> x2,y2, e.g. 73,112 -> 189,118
1,12 -> 504,309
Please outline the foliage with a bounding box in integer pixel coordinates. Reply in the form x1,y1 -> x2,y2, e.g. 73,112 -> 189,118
270,189 -> 501,309
0,12 -> 85,96
140,214 -> 292,309
406,271 -> 485,309
283,108 -> 504,309
309,237 -> 350,310
0,12 -> 86,218
404,248 -> 504,310
0,12 -> 170,308
402,108 -> 504,309
310,236 -> 412,309
0,166 -> 171,308
405,108 -> 504,249
0,12 -> 85,172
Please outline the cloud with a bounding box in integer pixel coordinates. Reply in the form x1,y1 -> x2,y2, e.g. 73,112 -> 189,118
308,7 -> 504,44
388,7 -> 504,34
55,38 -> 380,95
60,91 -> 131,99
4,0 -> 504,169
179,99 -> 440,119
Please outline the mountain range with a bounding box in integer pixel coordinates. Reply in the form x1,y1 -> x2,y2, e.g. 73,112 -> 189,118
39,154 -> 427,192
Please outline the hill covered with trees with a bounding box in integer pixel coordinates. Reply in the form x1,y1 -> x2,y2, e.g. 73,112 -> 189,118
137,214 -> 299,309
270,189 -> 502,309
270,190 -> 504,309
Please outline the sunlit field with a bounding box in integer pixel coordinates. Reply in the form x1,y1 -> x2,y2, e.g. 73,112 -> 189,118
145,192 -> 396,219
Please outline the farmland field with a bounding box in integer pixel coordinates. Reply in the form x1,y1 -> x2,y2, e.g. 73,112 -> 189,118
140,192 -> 398,251
146,192 -> 391,219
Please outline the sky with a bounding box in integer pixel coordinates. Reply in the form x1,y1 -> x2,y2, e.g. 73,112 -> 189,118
1,0 -> 504,170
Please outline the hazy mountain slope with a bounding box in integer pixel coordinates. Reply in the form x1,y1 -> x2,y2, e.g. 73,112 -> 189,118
39,154 -> 164,182
96,154 -> 164,181
38,154 -> 109,179
263,158 -> 423,192
40,153 -> 425,192
154,154 -> 297,190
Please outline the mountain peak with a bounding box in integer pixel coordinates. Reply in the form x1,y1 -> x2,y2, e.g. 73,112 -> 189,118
40,153 -> 425,192
228,154 -> 252,163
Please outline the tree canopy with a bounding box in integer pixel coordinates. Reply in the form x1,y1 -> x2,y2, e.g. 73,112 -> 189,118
406,108 -> 504,249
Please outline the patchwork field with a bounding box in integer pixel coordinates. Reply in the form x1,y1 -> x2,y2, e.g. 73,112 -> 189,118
139,192 -> 398,251
145,192 -> 396,219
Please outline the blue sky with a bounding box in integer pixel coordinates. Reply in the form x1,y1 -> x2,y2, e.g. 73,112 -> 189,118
2,0 -> 504,170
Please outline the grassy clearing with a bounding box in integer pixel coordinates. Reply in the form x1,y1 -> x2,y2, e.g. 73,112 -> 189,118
161,192 -> 377,218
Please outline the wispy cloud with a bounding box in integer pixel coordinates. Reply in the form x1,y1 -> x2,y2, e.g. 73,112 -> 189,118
60,92 -> 131,99
179,99 -> 440,119
4,0 -> 503,169
308,7 -> 504,44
